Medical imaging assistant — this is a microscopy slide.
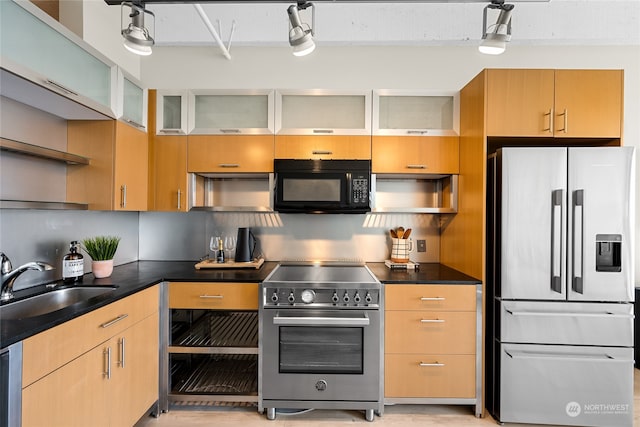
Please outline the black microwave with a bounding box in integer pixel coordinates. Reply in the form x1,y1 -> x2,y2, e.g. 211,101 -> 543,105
273,159 -> 371,213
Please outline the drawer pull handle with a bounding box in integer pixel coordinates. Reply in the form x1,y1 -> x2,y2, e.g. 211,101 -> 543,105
312,129 -> 334,134
420,319 -> 445,323
419,362 -> 445,367
219,164 -> 240,168
199,294 -> 224,299
406,164 -> 427,169
312,150 -> 333,155
420,297 -> 445,301
406,130 -> 428,135
220,129 -> 241,133
100,314 -> 129,328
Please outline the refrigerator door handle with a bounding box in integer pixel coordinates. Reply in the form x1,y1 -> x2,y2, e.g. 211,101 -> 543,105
504,308 -> 633,319
550,189 -> 563,293
504,349 -> 631,363
572,189 -> 584,294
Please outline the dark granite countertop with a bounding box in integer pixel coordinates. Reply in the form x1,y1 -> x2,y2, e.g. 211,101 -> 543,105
1,260 -> 478,348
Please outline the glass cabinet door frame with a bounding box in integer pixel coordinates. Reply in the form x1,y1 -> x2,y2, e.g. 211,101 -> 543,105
156,89 -> 189,135
187,89 -> 275,135
116,68 -> 147,131
373,89 -> 459,136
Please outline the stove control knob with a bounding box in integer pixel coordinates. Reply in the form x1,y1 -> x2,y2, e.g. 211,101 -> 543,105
343,292 -> 350,303
331,292 -> 339,304
353,292 -> 361,303
288,292 -> 295,304
271,292 -> 279,303
301,289 -> 316,304
365,293 -> 373,304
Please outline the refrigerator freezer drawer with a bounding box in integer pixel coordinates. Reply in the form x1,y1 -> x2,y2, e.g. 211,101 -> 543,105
499,300 -> 633,346
499,344 -> 633,427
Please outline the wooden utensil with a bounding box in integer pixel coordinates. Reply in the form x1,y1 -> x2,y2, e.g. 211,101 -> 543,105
403,228 -> 412,239
396,227 -> 404,239
390,229 -> 397,238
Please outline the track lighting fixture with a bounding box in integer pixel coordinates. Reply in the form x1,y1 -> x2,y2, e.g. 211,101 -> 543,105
287,1 -> 315,57
121,1 -> 155,56
479,0 -> 514,55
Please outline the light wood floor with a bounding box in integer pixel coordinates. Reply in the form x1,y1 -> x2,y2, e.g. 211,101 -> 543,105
136,370 -> 640,427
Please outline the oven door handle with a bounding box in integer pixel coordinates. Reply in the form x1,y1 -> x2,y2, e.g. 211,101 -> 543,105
272,313 -> 370,327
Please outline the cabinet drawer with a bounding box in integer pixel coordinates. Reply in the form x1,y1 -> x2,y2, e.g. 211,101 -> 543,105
385,284 -> 476,311
169,282 -> 258,310
372,136 -> 459,174
274,135 -> 371,159
22,285 -> 159,387
385,354 -> 475,398
187,135 -> 274,173
385,311 -> 475,355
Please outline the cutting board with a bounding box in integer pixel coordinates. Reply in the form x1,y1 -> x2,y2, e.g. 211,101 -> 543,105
194,258 -> 265,270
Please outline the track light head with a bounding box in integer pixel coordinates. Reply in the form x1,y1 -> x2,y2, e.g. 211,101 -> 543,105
287,2 -> 315,57
121,1 -> 155,56
479,1 -> 514,55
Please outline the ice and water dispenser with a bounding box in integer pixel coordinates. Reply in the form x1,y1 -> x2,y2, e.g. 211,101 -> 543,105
596,234 -> 622,272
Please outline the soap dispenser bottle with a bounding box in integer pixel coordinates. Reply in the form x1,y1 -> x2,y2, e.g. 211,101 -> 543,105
62,241 -> 84,283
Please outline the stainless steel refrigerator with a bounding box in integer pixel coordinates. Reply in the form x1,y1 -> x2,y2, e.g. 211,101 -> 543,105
486,147 -> 636,427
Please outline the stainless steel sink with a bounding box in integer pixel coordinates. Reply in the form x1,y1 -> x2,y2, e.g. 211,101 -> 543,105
0,286 -> 116,320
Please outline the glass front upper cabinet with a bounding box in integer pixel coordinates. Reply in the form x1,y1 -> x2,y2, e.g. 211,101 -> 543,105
373,90 -> 459,136
156,90 -> 189,135
188,90 -> 275,135
117,69 -> 147,130
0,0 -> 116,118
275,90 -> 372,135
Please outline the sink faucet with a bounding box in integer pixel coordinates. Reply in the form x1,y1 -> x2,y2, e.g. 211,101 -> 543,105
1,252 -> 54,301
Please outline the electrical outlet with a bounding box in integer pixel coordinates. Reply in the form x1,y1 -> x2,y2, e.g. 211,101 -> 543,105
417,239 -> 426,252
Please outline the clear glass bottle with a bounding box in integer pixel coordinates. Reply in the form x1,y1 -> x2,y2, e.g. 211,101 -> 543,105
62,241 -> 84,283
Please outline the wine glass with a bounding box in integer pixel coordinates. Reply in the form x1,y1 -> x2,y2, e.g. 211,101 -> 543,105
209,236 -> 221,256
224,235 -> 236,261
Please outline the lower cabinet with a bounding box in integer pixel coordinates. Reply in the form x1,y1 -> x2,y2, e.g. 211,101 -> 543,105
21,286 -> 159,427
384,283 -> 481,416
163,282 -> 259,409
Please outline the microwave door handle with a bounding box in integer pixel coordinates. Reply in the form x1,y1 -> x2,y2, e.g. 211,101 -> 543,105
346,172 -> 353,206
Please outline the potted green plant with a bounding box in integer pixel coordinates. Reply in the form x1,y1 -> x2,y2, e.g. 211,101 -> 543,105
82,236 -> 121,279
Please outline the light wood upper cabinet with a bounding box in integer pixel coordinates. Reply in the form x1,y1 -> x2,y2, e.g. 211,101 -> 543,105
67,120 -> 148,210
487,69 -> 623,138
553,69 -> 623,138
372,136 -> 459,174
154,135 -> 188,211
187,135 -> 274,173
275,135 -> 371,160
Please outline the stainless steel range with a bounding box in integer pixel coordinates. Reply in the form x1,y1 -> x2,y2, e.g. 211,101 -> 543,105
258,263 -> 383,421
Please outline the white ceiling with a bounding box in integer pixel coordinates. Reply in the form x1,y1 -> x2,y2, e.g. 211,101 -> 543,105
144,0 -> 640,49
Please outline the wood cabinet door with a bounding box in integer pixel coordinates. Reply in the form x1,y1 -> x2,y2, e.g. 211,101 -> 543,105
154,135 -> 188,211
554,69 -> 623,138
114,121 -> 149,210
187,135 -> 274,173
274,135 -> 371,159
371,136 -> 458,174
110,312 -> 159,427
22,343 -> 109,427
486,69 -> 555,137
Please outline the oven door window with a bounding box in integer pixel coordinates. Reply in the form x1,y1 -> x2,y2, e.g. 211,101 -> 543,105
279,326 -> 363,374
